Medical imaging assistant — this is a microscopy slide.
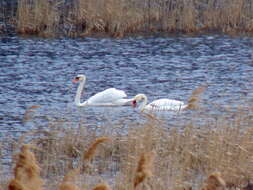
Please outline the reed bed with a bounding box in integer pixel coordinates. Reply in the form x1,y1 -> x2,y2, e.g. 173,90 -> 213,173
0,100 -> 253,190
1,0 -> 253,37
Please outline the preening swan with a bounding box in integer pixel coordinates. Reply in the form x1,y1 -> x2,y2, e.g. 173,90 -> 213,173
132,85 -> 207,112
73,74 -> 133,107
132,94 -> 187,112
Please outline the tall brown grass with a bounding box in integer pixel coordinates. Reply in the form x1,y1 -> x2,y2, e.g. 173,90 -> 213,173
91,183 -> 111,190
22,105 -> 40,123
133,151 -> 155,188
59,168 -> 80,190
8,144 -> 44,190
83,137 -> 111,162
186,84 -> 208,110
2,0 -> 251,37
201,172 -> 226,190
1,98 -> 253,189
16,0 -> 60,37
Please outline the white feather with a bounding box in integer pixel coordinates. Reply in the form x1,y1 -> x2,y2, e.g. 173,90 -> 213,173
73,74 -> 132,107
145,99 -> 187,111
134,94 -> 187,112
87,88 -> 127,104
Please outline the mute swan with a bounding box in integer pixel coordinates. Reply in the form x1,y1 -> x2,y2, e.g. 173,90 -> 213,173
132,85 -> 207,112
73,74 -> 133,107
132,94 -> 187,112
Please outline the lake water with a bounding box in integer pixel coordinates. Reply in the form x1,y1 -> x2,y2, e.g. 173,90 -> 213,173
1,34 -> 253,138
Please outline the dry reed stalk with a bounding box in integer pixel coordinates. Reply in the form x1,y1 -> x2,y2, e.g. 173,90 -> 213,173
59,168 -> 81,190
8,179 -> 29,190
62,168 -> 80,182
22,105 -> 40,123
59,184 -> 80,190
16,0 -> 60,37
201,172 -> 226,190
179,1 -> 198,32
14,144 -> 40,179
12,0 -> 253,37
133,151 -> 156,188
9,144 -> 44,190
186,85 -> 207,110
83,137 -> 111,162
91,183 -> 111,190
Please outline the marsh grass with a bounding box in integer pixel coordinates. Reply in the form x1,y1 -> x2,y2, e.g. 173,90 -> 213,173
1,98 -> 253,189
91,184 -> 111,190
83,137 -> 111,162
2,0 -> 253,37
16,0 -> 61,37
200,172 -> 226,190
133,151 -> 155,188
8,144 -> 44,190
59,168 -> 81,190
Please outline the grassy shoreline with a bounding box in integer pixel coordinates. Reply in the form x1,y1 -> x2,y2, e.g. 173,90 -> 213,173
1,104 -> 253,190
1,0 -> 253,38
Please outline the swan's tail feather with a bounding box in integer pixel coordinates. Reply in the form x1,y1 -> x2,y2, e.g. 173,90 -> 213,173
186,84 -> 208,110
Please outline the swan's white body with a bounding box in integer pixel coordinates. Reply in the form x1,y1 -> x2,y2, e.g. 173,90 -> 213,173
73,74 -> 133,107
133,94 -> 187,112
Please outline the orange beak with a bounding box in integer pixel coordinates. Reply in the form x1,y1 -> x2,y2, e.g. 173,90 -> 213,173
72,79 -> 79,83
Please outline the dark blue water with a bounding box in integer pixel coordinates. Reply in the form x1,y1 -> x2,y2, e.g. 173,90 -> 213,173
1,35 -> 253,136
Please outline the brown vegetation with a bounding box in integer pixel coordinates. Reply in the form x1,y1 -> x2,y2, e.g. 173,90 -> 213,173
201,172 -> 226,190
58,168 -> 81,190
91,183 -> 111,190
186,84 -> 208,110
2,0 -> 253,37
22,105 -> 41,123
8,144 -> 44,190
83,137 -> 111,162
133,151 -> 155,188
0,97 -> 253,189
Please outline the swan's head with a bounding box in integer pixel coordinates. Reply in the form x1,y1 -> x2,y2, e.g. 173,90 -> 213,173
132,94 -> 146,107
72,74 -> 86,83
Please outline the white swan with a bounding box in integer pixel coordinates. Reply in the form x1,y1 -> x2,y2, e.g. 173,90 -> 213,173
132,85 -> 207,112
73,74 -> 133,107
132,94 -> 187,112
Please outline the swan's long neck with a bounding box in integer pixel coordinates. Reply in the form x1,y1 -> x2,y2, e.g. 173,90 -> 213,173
75,79 -> 88,106
139,94 -> 148,111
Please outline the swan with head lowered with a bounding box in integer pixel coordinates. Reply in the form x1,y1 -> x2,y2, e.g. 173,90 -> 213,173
131,85 -> 207,112
73,74 -> 134,107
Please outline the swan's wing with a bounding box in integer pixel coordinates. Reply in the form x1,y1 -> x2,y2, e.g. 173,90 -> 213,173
87,88 -> 127,104
146,99 -> 187,111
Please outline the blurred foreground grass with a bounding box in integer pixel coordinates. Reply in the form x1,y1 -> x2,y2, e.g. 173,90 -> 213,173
0,100 -> 253,190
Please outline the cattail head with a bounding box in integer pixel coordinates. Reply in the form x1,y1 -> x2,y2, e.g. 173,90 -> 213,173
62,168 -> 80,183
9,144 -> 44,190
133,151 -> 156,188
83,137 -> 111,162
8,179 -> 28,190
59,183 -> 80,190
201,172 -> 226,190
14,144 -> 41,180
91,183 -> 111,190
59,168 -> 81,190
186,85 -> 207,110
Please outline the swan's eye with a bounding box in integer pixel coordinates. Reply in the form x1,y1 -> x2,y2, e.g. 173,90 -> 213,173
75,77 -> 80,80
132,100 -> 137,107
